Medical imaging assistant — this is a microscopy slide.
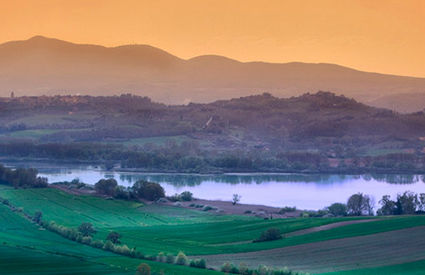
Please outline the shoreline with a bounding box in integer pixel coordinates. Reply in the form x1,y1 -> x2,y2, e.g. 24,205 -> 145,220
2,157 -> 425,175
51,184 -> 301,218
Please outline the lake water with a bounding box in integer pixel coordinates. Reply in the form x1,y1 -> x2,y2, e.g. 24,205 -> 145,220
4,161 -> 425,210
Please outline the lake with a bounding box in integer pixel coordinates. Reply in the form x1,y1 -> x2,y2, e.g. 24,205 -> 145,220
4,161 -> 425,210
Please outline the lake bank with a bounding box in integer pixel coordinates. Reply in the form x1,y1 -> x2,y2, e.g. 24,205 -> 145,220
3,160 -> 425,210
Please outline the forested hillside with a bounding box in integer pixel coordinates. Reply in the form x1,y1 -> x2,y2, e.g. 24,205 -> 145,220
1,92 -> 425,172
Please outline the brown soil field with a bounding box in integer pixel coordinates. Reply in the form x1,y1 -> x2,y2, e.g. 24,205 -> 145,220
286,219 -> 378,237
203,226 -> 425,273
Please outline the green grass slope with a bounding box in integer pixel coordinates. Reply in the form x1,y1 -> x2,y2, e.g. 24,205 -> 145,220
2,185 -> 425,274
0,186 -> 363,255
0,202 -> 220,274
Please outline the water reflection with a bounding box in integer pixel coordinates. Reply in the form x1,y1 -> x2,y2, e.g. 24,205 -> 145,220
3,160 -> 425,210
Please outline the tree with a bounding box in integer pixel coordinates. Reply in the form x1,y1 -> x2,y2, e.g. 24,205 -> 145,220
327,203 -> 347,216
347,193 -> 374,216
0,165 -> 47,188
106,231 -> 121,244
136,263 -> 151,275
94,178 -> 118,196
396,191 -> 418,215
131,180 -> 165,201
232,194 -> 241,205
418,193 -> 425,212
377,195 -> 396,216
33,211 -> 43,224
78,222 -> 96,237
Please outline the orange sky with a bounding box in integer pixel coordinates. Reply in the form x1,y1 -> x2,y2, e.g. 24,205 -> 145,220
1,0 -> 424,77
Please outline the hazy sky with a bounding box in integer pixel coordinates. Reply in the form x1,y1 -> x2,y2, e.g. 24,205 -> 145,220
2,0 -> 424,77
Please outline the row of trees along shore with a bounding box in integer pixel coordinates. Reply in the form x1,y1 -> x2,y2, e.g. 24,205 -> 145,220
1,162 -> 424,218
2,141 -> 425,173
0,164 -> 47,188
296,191 -> 425,218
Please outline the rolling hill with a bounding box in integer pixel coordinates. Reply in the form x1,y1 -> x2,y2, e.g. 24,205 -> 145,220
1,36 -> 425,112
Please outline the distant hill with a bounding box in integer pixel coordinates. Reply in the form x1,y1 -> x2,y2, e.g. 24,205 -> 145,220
368,93 -> 425,113
1,36 -> 425,112
1,92 -> 425,154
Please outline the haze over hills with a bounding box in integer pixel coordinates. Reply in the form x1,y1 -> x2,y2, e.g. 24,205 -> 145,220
1,36 -> 425,112
1,91 -> 425,151
2,91 -> 425,172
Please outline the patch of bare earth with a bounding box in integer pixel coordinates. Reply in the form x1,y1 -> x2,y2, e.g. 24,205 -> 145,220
203,226 -> 425,273
168,198 -> 301,218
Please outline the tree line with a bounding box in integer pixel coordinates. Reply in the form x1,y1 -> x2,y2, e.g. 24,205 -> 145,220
301,191 -> 425,217
2,141 -> 425,173
94,178 -> 165,201
0,164 -> 47,188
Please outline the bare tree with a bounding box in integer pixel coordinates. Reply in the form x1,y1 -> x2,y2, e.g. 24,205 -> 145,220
232,194 -> 241,205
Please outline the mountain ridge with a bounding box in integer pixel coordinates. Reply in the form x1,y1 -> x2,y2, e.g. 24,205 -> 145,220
1,36 -> 425,112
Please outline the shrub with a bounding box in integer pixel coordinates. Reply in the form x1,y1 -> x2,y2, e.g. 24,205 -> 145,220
135,250 -> 144,259
327,203 -> 347,216
165,254 -> 175,264
136,263 -> 151,275
300,210 -> 328,218
81,236 -> 92,245
114,244 -> 131,256
254,228 -> 282,242
221,262 -> 233,273
279,206 -> 296,214
257,264 -> 270,275
157,252 -> 166,262
103,240 -> 115,251
202,205 -> 217,211
175,251 -> 188,265
221,262 -> 239,274
189,258 -> 206,269
239,262 -> 249,275
114,185 -> 130,200
33,211 -> 43,224
180,191 -> 193,201
91,239 -> 104,248
168,194 -> 180,202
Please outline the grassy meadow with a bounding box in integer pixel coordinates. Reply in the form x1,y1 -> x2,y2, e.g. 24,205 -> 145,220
1,185 -> 425,274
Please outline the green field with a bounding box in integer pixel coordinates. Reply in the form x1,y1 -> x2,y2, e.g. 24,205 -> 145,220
0,201 -> 220,275
0,186 -> 365,255
1,185 -> 425,274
